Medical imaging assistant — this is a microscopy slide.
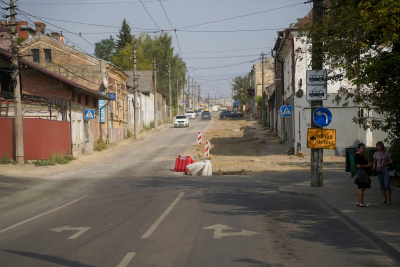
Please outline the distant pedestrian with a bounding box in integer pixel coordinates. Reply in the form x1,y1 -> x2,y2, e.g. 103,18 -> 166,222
354,143 -> 372,207
372,141 -> 393,204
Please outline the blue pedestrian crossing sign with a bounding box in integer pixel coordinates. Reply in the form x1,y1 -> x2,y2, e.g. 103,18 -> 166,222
313,107 -> 332,127
281,105 -> 292,117
84,109 -> 95,120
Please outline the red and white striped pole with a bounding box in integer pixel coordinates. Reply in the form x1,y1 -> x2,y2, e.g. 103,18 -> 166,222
198,131 -> 202,145
250,113 -> 253,121
205,141 -> 210,157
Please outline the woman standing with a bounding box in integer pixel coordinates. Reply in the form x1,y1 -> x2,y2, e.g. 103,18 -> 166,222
373,141 -> 393,204
354,143 -> 372,207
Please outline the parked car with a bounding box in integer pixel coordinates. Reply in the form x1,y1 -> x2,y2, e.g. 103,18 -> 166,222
201,111 -> 212,120
220,111 -> 243,119
185,110 -> 196,119
195,109 -> 203,116
174,115 -> 189,127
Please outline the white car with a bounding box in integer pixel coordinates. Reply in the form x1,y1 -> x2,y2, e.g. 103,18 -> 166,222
174,115 -> 189,127
185,110 -> 196,119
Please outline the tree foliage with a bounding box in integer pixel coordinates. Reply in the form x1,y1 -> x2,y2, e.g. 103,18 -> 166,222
94,35 -> 115,62
304,0 -> 400,150
111,33 -> 187,108
116,18 -> 133,51
232,74 -> 250,108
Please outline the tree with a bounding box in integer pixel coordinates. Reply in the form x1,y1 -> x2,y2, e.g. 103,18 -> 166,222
116,18 -> 133,50
303,0 -> 400,150
111,33 -> 187,109
232,74 -> 250,108
94,35 -> 115,62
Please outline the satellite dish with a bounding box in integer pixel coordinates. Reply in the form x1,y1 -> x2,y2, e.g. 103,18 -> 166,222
103,78 -> 108,88
296,89 -> 304,98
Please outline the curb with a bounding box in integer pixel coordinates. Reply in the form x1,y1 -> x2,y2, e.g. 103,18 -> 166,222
278,187 -> 400,264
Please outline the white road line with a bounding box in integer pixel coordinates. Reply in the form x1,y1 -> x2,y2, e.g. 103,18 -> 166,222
141,192 -> 185,239
116,252 -> 136,267
0,196 -> 87,235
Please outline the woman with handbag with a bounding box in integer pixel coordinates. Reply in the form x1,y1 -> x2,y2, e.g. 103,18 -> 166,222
372,141 -> 393,204
354,143 -> 372,207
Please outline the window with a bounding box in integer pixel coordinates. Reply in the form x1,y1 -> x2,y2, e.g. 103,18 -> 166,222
85,95 -> 89,106
32,49 -> 39,63
77,94 -> 81,104
44,49 -> 52,63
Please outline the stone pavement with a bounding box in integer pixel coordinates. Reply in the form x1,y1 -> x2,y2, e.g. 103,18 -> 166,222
279,174 -> 400,263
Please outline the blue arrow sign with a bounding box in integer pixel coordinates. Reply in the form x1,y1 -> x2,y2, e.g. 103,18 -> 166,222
313,107 -> 332,127
281,105 -> 292,117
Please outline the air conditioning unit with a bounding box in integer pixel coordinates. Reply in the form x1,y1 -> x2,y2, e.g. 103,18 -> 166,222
118,100 -> 122,107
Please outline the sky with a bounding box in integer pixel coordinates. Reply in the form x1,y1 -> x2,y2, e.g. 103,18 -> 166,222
14,0 -> 313,98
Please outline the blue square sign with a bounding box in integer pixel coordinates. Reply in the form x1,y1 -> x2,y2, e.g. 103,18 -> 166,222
281,105 -> 292,117
84,109 -> 95,120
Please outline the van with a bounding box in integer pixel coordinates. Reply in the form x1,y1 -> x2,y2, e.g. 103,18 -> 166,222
220,108 -> 227,112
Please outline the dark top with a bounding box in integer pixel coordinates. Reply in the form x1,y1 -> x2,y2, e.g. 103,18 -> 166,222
354,153 -> 371,188
354,153 -> 368,167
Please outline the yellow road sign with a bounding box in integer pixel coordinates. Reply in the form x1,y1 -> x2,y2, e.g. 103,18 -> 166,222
307,128 -> 336,149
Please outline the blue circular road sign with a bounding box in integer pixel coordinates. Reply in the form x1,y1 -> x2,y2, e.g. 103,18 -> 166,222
313,107 -> 332,127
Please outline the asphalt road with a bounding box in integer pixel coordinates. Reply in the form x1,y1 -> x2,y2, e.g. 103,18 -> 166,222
0,116 -> 396,266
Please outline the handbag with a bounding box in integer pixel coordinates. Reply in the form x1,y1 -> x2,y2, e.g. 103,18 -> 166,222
354,167 -> 370,185
388,163 -> 397,177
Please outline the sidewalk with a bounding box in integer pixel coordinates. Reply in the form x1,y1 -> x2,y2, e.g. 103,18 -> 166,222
279,174 -> 400,263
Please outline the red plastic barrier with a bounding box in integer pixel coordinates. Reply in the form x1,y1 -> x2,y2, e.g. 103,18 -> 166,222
174,154 -> 182,171
174,155 -> 193,173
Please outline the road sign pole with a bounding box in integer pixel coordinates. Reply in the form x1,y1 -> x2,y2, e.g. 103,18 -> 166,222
310,0 -> 324,187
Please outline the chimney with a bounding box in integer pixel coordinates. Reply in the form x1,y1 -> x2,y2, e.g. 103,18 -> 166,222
51,32 -> 61,41
34,22 -> 46,35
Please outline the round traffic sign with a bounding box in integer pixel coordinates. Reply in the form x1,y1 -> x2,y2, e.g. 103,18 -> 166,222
313,107 -> 332,127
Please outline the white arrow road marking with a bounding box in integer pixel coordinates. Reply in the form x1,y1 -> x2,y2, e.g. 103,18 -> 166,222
0,196 -> 87,235
203,224 -> 260,239
116,252 -> 136,267
51,226 -> 91,239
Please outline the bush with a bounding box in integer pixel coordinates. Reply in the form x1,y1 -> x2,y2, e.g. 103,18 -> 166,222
126,130 -> 133,138
33,154 -> 75,166
95,138 -> 107,151
0,153 -> 14,164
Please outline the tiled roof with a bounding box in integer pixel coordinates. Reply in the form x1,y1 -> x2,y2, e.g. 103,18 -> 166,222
0,48 -> 110,100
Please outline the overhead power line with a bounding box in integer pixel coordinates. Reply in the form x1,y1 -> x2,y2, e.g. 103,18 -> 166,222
158,0 -> 184,59
183,46 -> 272,54
139,0 -> 161,30
185,54 -> 259,59
19,1 -> 166,5
188,58 -> 260,70
178,2 -> 305,30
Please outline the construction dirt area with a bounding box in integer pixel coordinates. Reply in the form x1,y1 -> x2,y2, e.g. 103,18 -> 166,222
0,115 -> 345,179
190,116 -> 345,175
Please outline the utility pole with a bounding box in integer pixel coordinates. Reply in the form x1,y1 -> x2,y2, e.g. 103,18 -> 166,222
192,79 -> 195,110
153,57 -> 158,130
198,84 -> 200,108
186,73 -> 189,111
262,52 -> 266,127
7,0 -> 24,164
167,63 -> 172,122
133,38 -> 139,139
176,76 -> 179,114
311,0 -> 324,187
